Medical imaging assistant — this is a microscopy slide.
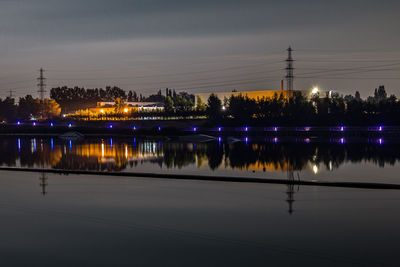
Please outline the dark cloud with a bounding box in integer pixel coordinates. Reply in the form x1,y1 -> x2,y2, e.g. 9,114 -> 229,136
0,0 -> 399,97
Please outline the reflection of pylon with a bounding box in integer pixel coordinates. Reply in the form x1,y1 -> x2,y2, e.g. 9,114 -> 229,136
286,170 -> 295,214
39,172 -> 48,196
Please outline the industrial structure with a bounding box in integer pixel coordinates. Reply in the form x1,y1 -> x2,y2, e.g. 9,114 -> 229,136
195,46 -> 304,106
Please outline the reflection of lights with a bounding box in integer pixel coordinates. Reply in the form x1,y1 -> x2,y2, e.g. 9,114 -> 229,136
245,137 -> 249,144
68,123 -> 72,128
124,108 -> 129,113
244,127 -> 248,132
17,121 -> 21,125
32,122 -> 36,126
125,145 -> 128,159
69,140 -> 72,151
378,138 -> 383,145
273,127 -> 278,132
50,122 -> 54,127
51,138 -> 54,151
218,137 -> 222,142
193,127 -> 197,132
158,126 -> 162,131
329,161 -> 333,171
378,126 -> 383,132
273,137 -> 278,144
17,138 -> 21,152
101,143 -> 105,158
218,127 -> 222,132
340,138 -> 345,144
305,138 -> 310,144
133,126 -> 136,130
31,138 -> 37,153
110,138 -> 113,150
313,165 -> 319,174
109,124 -> 113,129
340,126 -> 344,132
304,127 -> 310,131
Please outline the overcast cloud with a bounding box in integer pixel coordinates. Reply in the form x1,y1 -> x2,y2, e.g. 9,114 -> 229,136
1,0 -> 399,98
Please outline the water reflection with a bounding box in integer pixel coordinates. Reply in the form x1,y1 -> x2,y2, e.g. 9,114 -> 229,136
1,137 -> 400,174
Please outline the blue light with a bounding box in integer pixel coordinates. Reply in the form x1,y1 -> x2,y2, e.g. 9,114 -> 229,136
378,138 -> 383,145
32,122 -> 36,126
378,126 -> 383,132
218,137 -> 222,142
133,126 -> 137,130
305,138 -> 310,144
340,138 -> 345,144
51,138 -> 54,151
110,138 -> 113,150
244,126 -> 248,132
17,121 -> 21,125
274,137 -> 278,144
218,127 -> 222,132
340,126 -> 345,132
273,127 -> 278,132
69,139 -> 72,151
193,127 -> 197,132
68,123 -> 72,128
245,137 -> 249,144
158,126 -> 162,131
50,122 -> 54,127
109,124 -> 113,129
305,127 -> 310,131
17,138 -> 21,152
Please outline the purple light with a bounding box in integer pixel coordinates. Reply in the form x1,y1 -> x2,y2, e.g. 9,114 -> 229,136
218,127 -> 222,132
32,122 -> 36,126
17,121 -> 21,125
133,126 -> 137,130
305,138 -> 310,144
273,127 -> 278,132
244,126 -> 248,132
50,122 -> 54,127
218,137 -> 222,142
109,124 -> 113,129
378,126 -> 383,132
305,127 -> 310,131
193,127 -> 197,132
340,126 -> 344,132
378,138 -> 383,145
274,137 -> 278,144
340,138 -> 345,144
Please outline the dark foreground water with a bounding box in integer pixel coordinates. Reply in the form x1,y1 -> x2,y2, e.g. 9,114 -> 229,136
0,136 -> 399,266
0,171 -> 399,267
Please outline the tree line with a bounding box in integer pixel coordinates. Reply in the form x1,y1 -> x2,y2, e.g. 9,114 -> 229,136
205,85 -> 400,126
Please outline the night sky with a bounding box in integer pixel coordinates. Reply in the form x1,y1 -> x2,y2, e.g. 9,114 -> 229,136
1,0 -> 399,98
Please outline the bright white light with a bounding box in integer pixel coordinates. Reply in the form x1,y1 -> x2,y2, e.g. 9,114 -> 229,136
312,87 -> 319,95
124,108 -> 129,113
222,106 -> 226,111
313,165 -> 319,174
100,109 -> 105,114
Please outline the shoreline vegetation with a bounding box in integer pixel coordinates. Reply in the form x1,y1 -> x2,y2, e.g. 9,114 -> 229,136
1,85 -> 400,129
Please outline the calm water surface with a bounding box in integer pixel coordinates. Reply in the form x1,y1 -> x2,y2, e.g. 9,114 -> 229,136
0,171 -> 399,266
1,136 -> 400,184
0,137 -> 399,266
